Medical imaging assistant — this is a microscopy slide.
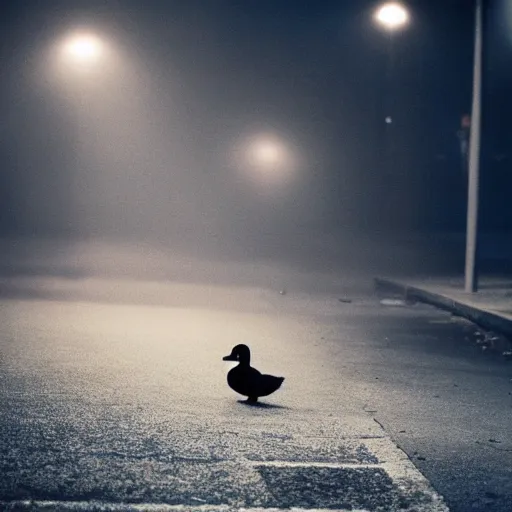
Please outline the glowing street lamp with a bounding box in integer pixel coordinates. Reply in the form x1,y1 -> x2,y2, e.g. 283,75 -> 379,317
233,133 -> 297,189
59,33 -> 105,70
64,35 -> 101,60
373,1 -> 482,292
373,2 -> 410,123
250,138 -> 287,169
374,2 -> 410,31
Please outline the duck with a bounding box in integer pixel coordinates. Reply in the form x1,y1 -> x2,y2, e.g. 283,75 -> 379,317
222,344 -> 284,403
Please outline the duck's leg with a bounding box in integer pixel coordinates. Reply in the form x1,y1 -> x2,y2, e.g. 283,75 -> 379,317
247,396 -> 258,403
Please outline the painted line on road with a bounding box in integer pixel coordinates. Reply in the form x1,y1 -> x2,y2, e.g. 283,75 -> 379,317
301,435 -> 386,440
249,460 -> 382,469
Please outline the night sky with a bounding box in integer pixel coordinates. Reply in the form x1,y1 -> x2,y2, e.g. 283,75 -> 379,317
0,0 -> 509,258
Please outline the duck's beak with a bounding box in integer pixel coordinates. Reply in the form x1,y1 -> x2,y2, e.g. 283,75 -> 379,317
222,353 -> 237,361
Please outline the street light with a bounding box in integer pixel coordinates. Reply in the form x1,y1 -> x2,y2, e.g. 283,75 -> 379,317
63,34 -> 103,61
373,1 -> 482,293
60,33 -> 104,68
51,32 -> 111,83
374,2 -> 410,31
249,137 -> 287,169
233,133 -> 297,189
373,3 -> 410,229
47,30 -> 121,96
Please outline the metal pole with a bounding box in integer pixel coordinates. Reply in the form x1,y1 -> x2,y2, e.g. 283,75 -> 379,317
464,0 -> 483,293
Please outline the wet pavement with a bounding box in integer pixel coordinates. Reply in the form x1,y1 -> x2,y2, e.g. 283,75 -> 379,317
0,279 -> 511,510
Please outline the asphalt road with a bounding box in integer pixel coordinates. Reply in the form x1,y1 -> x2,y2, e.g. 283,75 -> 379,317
0,277 -> 511,511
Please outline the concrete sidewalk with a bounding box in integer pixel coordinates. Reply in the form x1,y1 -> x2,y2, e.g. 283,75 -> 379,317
374,277 -> 512,344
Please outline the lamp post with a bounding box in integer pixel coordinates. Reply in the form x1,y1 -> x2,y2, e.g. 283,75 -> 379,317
464,0 -> 483,293
373,2 -> 483,292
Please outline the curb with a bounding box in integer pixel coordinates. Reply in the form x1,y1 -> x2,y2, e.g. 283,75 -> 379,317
374,278 -> 512,342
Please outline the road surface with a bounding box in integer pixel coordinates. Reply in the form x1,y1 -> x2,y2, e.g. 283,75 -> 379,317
0,277 -> 511,511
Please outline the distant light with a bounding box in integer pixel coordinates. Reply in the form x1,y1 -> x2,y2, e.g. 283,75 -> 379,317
385,116 -> 393,124
234,133 -> 297,188
375,3 -> 410,31
62,33 -> 103,64
251,139 -> 285,167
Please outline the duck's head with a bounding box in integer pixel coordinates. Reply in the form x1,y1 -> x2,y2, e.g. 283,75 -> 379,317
222,344 -> 251,365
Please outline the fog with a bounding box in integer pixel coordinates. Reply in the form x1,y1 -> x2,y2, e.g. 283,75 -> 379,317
1,0 -> 510,297
0,232 -> 473,306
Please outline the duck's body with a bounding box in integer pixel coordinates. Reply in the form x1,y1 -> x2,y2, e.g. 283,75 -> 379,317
223,344 -> 284,402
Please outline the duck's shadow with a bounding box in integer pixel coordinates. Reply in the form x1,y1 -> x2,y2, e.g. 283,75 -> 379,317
237,400 -> 290,410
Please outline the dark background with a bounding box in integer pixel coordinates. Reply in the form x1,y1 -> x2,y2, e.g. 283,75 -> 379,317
0,0 -> 509,251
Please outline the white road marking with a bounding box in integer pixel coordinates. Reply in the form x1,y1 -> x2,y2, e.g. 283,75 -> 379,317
250,460 -> 382,469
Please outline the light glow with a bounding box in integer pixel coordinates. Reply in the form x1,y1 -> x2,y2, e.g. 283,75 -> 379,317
375,3 -> 410,31
233,133 -> 298,188
62,33 -> 103,64
251,138 -> 286,168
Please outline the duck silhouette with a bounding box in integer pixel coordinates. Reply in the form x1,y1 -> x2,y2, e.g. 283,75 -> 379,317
222,344 -> 284,403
